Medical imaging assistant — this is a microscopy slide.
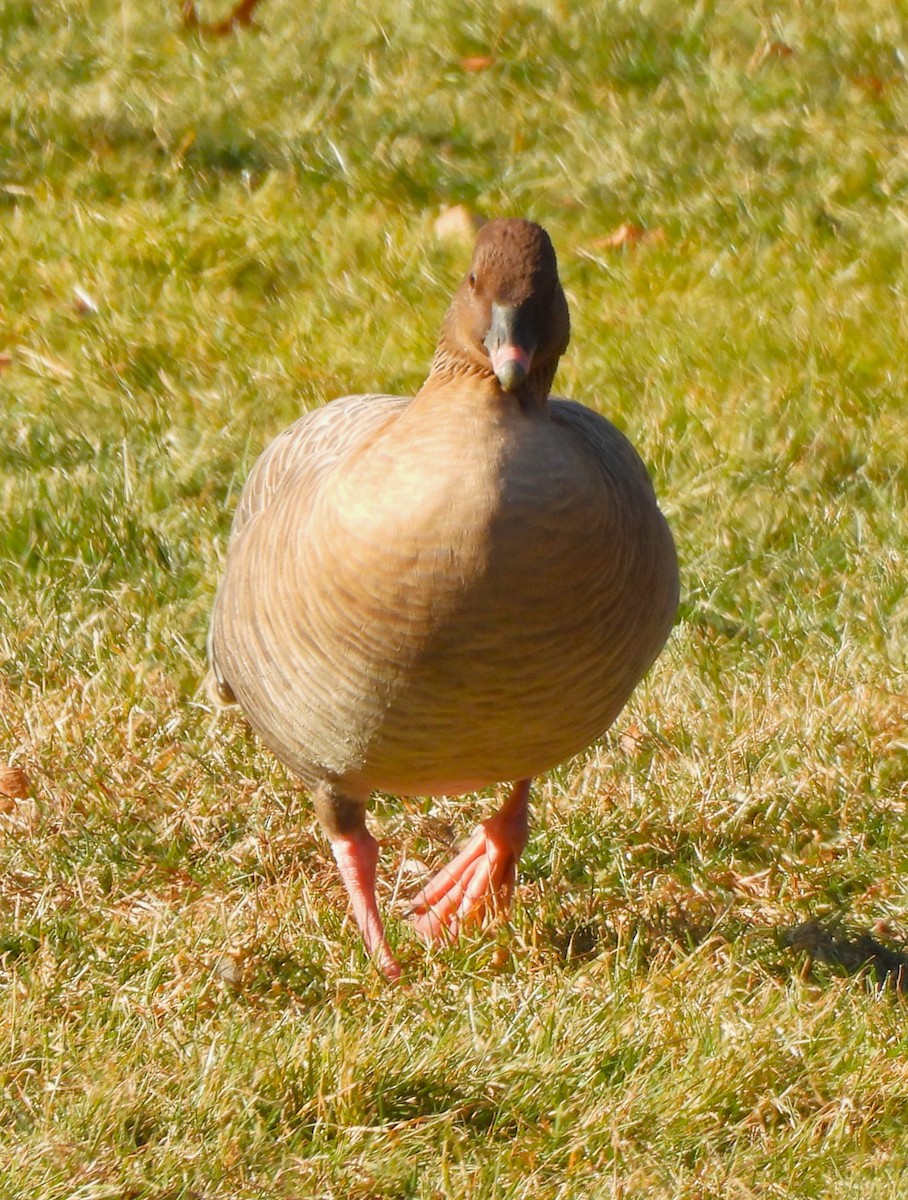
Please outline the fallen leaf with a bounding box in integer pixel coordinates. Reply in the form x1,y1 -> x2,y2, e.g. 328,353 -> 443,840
749,39 -> 796,71
211,948 -> 248,988
181,0 -> 265,36
0,352 -> 12,371
490,944 -> 511,971
619,723 -> 644,755
592,223 -> 666,251
434,204 -> 483,243
460,55 -> 494,72
0,765 -> 31,800
850,74 -> 890,98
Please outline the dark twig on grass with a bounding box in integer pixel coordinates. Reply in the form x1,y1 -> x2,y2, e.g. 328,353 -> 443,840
180,0 -> 265,36
785,919 -> 908,993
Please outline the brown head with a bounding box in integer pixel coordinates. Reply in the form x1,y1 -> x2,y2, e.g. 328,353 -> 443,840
431,219 -> 571,406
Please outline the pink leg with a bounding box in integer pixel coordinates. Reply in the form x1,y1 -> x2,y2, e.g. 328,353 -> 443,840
331,829 -> 401,980
410,779 -> 532,944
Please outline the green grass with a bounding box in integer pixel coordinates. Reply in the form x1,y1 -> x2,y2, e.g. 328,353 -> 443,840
3,0 -> 908,1195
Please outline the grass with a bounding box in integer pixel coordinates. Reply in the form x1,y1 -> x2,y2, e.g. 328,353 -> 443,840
3,0 -> 908,1195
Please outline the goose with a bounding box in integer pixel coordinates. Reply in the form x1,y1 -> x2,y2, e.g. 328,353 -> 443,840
208,218 -> 679,979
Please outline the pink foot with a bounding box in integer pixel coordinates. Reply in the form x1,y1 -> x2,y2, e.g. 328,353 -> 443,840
331,830 -> 401,980
410,779 -> 531,945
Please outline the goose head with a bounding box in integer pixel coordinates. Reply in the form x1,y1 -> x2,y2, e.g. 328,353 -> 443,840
434,218 -> 571,404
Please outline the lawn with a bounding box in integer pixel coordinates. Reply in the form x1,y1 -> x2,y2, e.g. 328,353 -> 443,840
3,1 -> 908,1196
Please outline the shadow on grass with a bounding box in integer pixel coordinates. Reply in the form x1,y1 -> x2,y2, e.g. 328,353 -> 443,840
782,918 -> 908,995
538,897 -> 908,998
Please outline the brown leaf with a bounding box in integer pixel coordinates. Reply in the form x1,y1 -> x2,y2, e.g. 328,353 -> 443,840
0,352 -> 12,371
0,765 -> 31,800
433,204 -> 483,243
181,0 -> 265,36
619,723 -> 644,756
460,55 -> 494,72
592,223 -> 666,251
850,74 -> 890,98
490,944 -> 511,971
749,39 -> 796,71
211,948 -> 248,988
873,918 -> 896,939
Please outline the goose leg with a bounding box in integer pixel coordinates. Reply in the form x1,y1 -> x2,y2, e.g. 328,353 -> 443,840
315,784 -> 400,980
410,778 -> 531,944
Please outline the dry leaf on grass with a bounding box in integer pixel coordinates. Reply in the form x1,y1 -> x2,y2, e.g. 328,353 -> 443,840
434,204 -> 484,243
592,223 -> 666,252
0,352 -> 11,371
0,765 -> 30,800
460,55 -> 494,72
749,40 -> 796,71
211,947 -> 250,988
619,723 -> 645,756
849,75 -> 894,98
490,944 -> 511,971
180,0 -> 265,35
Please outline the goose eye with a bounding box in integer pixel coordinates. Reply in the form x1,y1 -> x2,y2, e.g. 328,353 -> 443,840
468,272 -> 476,289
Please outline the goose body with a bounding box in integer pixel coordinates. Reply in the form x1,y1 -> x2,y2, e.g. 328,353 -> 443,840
209,219 -> 679,977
